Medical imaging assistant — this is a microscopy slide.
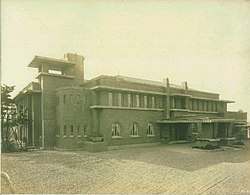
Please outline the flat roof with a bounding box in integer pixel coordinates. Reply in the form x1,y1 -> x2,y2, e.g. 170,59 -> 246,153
28,55 -> 75,70
157,118 -> 236,123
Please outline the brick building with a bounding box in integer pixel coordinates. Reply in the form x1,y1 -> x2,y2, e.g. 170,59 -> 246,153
14,53 -> 248,151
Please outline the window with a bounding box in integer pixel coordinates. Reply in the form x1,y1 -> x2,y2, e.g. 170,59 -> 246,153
56,125 -> 60,137
144,96 -> 147,108
136,95 -> 140,108
108,92 -> 113,106
152,96 -> 155,108
70,125 -> 74,137
63,125 -> 67,137
147,123 -> 154,136
70,95 -> 74,104
191,123 -> 198,134
63,95 -> 66,105
76,95 -> 80,104
128,94 -> 131,107
77,125 -> 81,137
112,122 -> 121,138
83,125 -> 87,137
130,122 -> 139,136
118,93 -> 122,107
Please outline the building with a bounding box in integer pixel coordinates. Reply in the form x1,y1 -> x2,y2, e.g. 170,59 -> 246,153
14,53 -> 248,151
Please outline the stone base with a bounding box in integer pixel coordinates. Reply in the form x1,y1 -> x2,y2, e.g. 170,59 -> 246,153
218,137 -> 236,146
84,141 -> 108,152
195,138 -> 220,147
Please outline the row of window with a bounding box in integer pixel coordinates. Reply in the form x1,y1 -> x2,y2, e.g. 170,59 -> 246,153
57,94 -> 87,106
111,122 -> 155,138
56,123 -> 155,138
171,97 -> 223,112
108,92 -> 163,109
56,125 -> 87,137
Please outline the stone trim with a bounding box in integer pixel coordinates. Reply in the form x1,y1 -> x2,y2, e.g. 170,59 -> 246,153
90,105 -> 165,111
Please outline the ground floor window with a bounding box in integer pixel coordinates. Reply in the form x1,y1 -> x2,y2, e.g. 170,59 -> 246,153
147,123 -> 154,136
112,123 -> 121,137
131,122 -> 139,137
63,125 -> 67,137
70,125 -> 74,137
77,125 -> 81,137
83,125 -> 87,137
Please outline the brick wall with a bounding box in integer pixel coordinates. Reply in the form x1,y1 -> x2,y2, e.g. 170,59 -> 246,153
98,108 -> 164,146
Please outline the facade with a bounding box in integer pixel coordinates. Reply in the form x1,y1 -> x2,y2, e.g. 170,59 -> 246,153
14,53 -> 248,151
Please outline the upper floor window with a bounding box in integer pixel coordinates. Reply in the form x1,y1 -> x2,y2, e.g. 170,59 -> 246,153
136,95 -> 140,108
108,92 -> 113,106
118,93 -> 122,107
112,122 -> 121,137
144,96 -> 147,108
128,94 -> 131,107
130,122 -> 139,136
152,96 -> 155,108
147,123 -> 154,136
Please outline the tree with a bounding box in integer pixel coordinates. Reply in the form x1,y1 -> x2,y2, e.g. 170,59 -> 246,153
1,85 -> 17,151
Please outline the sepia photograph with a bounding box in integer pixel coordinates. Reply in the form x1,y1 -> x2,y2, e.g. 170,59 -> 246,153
1,0 -> 250,194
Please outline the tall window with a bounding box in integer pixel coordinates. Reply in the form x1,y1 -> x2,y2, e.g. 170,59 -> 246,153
108,92 -> 113,106
63,95 -> 66,105
77,125 -> 80,136
152,96 -> 155,108
76,95 -> 80,104
144,96 -> 147,108
136,95 -> 140,108
130,122 -> 139,136
83,125 -> 87,137
128,94 -> 131,107
118,93 -> 122,107
70,125 -> 74,136
56,125 -> 60,137
147,123 -> 154,136
70,95 -> 73,104
112,122 -> 121,137
63,125 -> 67,136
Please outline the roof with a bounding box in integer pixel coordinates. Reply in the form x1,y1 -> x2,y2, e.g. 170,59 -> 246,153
28,55 -> 75,70
13,82 -> 41,101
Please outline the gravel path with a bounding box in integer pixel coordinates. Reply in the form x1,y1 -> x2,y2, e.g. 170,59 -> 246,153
1,141 -> 250,194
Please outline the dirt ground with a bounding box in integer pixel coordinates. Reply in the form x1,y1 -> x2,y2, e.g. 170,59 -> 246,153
1,141 -> 250,194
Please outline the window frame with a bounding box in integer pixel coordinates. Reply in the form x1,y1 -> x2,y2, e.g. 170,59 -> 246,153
147,123 -> 155,137
111,122 -> 122,138
130,122 -> 139,137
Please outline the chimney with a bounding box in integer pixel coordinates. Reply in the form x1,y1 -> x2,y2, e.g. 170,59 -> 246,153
181,81 -> 188,90
163,78 -> 170,88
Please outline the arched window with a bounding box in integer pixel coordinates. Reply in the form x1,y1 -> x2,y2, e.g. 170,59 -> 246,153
147,123 -> 154,136
112,123 -> 121,137
130,122 -> 139,136
76,95 -> 80,104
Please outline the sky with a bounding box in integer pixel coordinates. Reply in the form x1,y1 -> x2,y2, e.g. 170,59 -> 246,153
1,0 -> 250,119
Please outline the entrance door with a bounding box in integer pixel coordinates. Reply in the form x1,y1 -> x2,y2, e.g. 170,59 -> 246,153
170,124 -> 188,141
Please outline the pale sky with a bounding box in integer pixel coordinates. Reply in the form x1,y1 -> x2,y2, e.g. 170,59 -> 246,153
1,0 -> 250,120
